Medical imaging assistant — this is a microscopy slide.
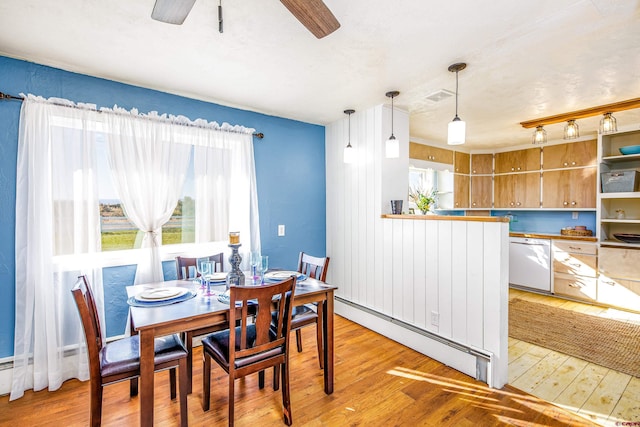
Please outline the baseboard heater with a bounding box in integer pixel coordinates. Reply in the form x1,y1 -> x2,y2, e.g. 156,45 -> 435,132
335,296 -> 493,386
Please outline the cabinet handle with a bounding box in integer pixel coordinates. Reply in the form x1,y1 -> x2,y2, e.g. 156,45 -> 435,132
516,202 -> 521,206
563,162 -> 568,166
570,262 -> 581,267
510,202 -> 515,206
571,161 -> 576,166
604,280 -> 616,286
511,167 -> 515,171
472,202 -> 477,206
473,170 -> 477,173
517,167 -> 521,171
569,283 -> 582,288
563,201 -> 569,206
568,246 -> 581,250
571,201 -> 576,206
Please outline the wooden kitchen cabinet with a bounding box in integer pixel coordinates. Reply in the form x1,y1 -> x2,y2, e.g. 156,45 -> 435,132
552,240 -> 597,302
494,148 -> 541,174
542,140 -> 597,170
471,175 -> 492,208
453,174 -> 469,208
541,167 -> 596,208
471,153 -> 493,174
454,151 -> 470,174
409,142 -> 454,164
494,173 -> 540,208
597,246 -> 640,312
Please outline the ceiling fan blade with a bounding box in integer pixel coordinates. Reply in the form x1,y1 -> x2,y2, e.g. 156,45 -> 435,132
280,0 -> 340,39
151,0 -> 196,25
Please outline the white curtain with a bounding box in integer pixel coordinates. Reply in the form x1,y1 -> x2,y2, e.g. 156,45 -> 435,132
12,96 -> 104,400
193,126 -> 261,262
103,112 -> 191,284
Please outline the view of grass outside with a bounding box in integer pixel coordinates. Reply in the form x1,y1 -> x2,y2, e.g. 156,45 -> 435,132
100,197 -> 195,251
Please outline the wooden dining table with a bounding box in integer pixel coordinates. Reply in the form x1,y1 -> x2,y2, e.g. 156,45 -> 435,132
127,277 -> 337,427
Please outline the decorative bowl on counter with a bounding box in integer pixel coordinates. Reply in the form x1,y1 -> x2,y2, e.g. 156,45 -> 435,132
561,227 -> 593,236
613,233 -> 640,243
619,145 -> 640,155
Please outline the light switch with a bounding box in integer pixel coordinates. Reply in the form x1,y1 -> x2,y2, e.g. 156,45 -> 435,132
278,224 -> 285,236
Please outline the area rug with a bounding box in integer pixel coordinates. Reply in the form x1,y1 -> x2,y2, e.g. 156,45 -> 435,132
509,298 -> 640,377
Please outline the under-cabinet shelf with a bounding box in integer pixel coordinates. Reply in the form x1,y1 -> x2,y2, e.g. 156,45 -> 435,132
600,192 -> 640,199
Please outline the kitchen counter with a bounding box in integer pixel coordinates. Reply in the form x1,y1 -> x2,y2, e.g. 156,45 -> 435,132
509,231 -> 597,242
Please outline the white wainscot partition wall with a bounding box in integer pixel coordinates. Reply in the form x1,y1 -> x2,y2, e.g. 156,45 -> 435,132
325,106 -> 509,388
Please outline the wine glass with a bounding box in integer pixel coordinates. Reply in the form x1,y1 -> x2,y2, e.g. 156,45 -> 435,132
199,260 -> 214,296
259,255 -> 269,284
250,251 -> 261,283
196,258 -> 209,290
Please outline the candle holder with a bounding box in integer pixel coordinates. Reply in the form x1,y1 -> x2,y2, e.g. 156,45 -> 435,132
226,243 -> 245,288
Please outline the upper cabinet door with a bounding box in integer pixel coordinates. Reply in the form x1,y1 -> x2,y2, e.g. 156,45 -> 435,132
454,151 -> 470,174
542,140 -> 597,170
471,154 -> 493,174
409,142 -> 454,164
494,148 -> 541,174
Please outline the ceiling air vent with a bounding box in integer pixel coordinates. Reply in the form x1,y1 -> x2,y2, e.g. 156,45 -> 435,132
424,89 -> 454,103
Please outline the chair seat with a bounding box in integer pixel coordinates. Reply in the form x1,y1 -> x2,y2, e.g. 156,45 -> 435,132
289,304 -> 318,329
202,325 -> 284,370
100,334 -> 187,378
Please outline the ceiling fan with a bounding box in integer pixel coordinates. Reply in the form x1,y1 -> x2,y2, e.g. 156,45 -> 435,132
151,0 -> 340,39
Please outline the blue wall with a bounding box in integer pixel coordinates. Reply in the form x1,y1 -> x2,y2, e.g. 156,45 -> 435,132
0,56 -> 326,357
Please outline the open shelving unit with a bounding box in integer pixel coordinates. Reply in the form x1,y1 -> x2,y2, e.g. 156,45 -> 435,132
598,128 -> 640,247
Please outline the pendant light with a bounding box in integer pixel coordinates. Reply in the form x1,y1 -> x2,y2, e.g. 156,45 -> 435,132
564,119 -> 579,139
447,62 -> 467,145
532,125 -> 547,144
385,91 -> 400,158
343,109 -> 355,164
600,112 -> 617,134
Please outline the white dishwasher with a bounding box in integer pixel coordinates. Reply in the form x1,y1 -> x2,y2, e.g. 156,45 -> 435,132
509,237 -> 552,292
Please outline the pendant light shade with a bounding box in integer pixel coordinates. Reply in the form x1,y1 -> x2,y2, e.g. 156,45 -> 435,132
600,112 -> 617,134
564,119 -> 579,139
343,109 -> 355,164
447,62 -> 467,145
532,125 -> 547,144
385,91 -> 400,158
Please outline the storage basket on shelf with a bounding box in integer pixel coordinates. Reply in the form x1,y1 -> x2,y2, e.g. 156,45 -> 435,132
601,169 -> 640,193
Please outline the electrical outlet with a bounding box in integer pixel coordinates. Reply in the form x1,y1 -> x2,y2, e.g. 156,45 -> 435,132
572,211 -> 579,219
278,224 -> 285,236
430,311 -> 439,326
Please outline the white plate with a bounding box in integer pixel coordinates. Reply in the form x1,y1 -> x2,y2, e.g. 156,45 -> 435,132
264,271 -> 301,280
205,272 -> 228,282
135,287 -> 188,302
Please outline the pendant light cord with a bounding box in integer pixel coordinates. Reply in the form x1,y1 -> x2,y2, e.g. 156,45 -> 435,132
455,70 -> 459,118
390,95 -> 394,136
348,111 -> 352,146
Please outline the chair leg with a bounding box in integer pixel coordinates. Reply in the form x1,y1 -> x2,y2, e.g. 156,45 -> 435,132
281,361 -> 292,426
178,358 -> 188,427
316,301 -> 324,369
185,331 -> 194,394
272,365 -> 280,391
228,375 -> 235,427
170,368 -> 177,400
202,352 -> 211,411
90,379 -> 102,427
295,329 -> 303,353
129,378 -> 138,397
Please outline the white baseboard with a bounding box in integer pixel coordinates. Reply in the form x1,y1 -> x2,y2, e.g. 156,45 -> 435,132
335,299 -> 483,384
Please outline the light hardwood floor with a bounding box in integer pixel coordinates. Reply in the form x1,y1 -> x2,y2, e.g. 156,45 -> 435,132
509,288 -> 640,427
1,314 -> 599,426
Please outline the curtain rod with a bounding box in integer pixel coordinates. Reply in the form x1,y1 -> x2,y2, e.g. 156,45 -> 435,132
0,90 -> 264,139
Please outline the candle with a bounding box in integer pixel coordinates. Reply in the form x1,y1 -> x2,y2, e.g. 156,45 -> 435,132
229,231 -> 240,244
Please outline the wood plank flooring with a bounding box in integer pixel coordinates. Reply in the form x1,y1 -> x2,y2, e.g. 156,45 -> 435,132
1,314 -> 598,426
509,289 -> 640,427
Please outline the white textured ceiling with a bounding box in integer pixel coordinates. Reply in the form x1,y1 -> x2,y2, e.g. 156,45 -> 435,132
1,0 -> 640,149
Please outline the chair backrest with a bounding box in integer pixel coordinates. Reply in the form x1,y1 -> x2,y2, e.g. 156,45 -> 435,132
176,253 -> 224,279
228,276 -> 296,367
297,252 -> 330,282
71,275 -> 103,380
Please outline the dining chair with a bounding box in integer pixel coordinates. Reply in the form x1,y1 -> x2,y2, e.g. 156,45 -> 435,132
201,276 -> 296,426
176,252 -> 226,392
176,253 -> 224,279
71,275 -> 188,427
292,252 -> 330,368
